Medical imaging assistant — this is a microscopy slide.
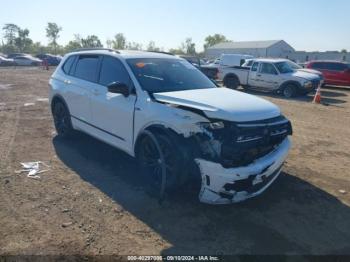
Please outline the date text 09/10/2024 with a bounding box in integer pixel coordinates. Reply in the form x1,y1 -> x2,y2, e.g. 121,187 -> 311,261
127,255 -> 220,261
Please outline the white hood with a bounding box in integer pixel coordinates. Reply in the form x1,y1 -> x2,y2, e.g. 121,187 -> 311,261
288,70 -> 320,80
298,68 -> 322,76
153,88 -> 281,122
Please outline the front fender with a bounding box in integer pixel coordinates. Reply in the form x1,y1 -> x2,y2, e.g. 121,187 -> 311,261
279,80 -> 303,91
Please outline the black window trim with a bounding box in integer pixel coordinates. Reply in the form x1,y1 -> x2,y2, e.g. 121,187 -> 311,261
70,54 -> 102,83
97,54 -> 136,95
260,62 -> 278,75
61,55 -> 77,75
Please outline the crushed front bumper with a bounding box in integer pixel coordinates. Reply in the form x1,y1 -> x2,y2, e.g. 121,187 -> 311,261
195,138 -> 291,204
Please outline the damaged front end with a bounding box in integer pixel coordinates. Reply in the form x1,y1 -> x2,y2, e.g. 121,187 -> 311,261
192,115 -> 292,204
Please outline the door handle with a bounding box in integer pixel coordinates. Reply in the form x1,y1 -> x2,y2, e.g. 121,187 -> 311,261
64,79 -> 71,84
257,74 -> 262,77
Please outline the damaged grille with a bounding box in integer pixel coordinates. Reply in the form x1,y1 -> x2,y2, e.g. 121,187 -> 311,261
217,116 -> 292,168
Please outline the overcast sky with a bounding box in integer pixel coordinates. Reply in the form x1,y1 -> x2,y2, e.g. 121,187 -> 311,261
1,0 -> 349,52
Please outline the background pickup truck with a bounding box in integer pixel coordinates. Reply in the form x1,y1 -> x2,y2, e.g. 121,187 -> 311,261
179,55 -> 218,80
218,58 -> 322,98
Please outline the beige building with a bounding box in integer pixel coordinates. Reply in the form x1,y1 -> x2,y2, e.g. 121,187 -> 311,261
205,40 -> 349,62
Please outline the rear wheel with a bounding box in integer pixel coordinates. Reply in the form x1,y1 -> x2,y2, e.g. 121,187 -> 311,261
282,84 -> 296,98
52,101 -> 73,138
224,76 -> 239,89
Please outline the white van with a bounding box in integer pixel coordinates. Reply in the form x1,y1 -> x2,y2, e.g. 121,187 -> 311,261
220,54 -> 254,67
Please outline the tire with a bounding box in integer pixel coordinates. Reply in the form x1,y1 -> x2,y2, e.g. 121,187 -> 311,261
136,132 -> 183,193
282,84 -> 296,98
224,75 -> 239,89
52,101 -> 73,138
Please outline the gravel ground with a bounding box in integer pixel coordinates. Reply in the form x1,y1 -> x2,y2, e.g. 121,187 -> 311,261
0,67 -> 350,256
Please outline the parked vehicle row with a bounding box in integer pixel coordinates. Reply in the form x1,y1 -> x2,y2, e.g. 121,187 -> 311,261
50,49 -> 292,204
36,54 -> 62,66
0,55 -> 16,66
0,53 -> 62,66
13,55 -> 42,66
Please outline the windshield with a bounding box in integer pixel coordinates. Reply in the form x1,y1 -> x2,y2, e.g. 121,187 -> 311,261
127,58 -> 216,93
274,62 -> 295,74
286,60 -> 302,70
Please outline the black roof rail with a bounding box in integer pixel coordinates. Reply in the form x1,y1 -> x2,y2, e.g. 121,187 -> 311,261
72,48 -> 120,53
146,50 -> 174,56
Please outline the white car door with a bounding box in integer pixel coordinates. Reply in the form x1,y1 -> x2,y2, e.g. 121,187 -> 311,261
248,62 -> 261,87
64,54 -> 100,128
258,62 -> 280,90
90,55 -> 136,154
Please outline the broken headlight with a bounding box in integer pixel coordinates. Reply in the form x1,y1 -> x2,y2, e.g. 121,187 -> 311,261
198,121 -> 225,130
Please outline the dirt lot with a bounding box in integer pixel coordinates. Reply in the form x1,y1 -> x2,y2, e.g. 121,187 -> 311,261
1,67 -> 350,256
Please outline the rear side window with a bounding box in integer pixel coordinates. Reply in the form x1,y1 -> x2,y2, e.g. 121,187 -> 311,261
74,55 -> 100,82
98,56 -> 131,86
327,63 -> 347,71
311,62 -> 347,71
260,63 -> 278,75
62,56 -> 75,74
246,60 -> 253,67
251,62 -> 259,72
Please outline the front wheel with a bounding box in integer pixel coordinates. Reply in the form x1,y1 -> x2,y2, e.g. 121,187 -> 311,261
282,84 -> 296,98
136,132 -> 182,195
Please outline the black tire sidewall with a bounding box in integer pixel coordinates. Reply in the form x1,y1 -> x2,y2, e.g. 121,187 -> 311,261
225,76 -> 239,89
136,132 -> 183,191
283,84 -> 296,98
53,102 -> 73,138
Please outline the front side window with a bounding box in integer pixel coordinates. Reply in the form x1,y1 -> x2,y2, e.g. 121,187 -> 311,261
260,63 -> 278,75
126,58 -> 216,93
74,55 -> 100,82
99,56 -> 131,86
311,62 -> 324,70
274,62 -> 294,74
286,60 -> 302,70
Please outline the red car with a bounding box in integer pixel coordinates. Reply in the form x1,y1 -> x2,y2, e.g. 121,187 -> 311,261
306,61 -> 350,87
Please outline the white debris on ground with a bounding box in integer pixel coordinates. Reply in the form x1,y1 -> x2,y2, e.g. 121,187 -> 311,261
0,83 -> 13,90
36,98 -> 49,102
24,103 -> 35,107
15,162 -> 50,179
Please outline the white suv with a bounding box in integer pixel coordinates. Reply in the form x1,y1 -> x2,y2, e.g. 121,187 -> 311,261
49,49 -> 292,204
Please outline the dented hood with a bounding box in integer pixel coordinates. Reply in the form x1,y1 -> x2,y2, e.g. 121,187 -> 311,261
153,88 -> 281,122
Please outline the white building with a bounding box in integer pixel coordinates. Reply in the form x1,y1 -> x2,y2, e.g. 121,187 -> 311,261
205,40 -> 349,62
206,40 -> 295,59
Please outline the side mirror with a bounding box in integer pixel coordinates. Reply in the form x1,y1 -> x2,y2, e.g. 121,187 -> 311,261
107,82 -> 130,97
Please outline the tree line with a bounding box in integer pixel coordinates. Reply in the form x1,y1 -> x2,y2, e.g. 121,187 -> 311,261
0,22 -> 229,56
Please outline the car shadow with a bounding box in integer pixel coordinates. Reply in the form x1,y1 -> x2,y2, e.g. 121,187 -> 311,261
53,133 -> 350,255
240,87 -> 348,105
